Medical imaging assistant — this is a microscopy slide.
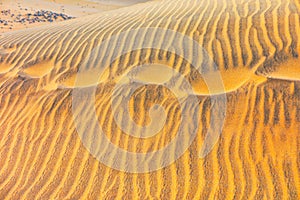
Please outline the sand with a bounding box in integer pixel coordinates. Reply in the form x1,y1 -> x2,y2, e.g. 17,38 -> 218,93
0,0 -> 299,199
0,0 -> 147,33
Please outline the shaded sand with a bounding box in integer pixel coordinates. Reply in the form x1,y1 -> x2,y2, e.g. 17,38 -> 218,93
0,0 -> 299,199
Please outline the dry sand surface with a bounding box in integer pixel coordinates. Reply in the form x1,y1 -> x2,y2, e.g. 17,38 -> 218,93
0,0 -> 148,33
0,0 -> 300,199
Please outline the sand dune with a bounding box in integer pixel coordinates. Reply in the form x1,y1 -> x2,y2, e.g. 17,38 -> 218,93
0,0 -> 299,199
0,0 -> 152,33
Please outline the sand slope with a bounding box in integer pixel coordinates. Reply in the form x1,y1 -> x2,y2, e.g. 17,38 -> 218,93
0,0 -> 299,199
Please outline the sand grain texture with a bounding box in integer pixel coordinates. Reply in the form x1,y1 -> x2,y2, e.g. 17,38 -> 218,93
0,0 -> 300,199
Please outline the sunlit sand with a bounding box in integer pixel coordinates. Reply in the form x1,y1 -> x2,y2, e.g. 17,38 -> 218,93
0,0 -> 299,199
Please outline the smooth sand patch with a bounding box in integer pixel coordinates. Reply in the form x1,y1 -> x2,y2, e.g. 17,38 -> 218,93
22,60 -> 55,78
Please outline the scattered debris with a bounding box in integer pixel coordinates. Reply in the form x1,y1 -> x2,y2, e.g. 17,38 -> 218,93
0,8 -> 75,32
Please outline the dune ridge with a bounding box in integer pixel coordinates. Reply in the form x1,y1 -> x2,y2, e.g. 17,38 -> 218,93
0,0 -> 299,199
0,0 -> 299,92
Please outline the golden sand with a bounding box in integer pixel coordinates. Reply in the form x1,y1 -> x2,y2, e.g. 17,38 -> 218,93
0,0 -> 299,199
0,0 -> 145,33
